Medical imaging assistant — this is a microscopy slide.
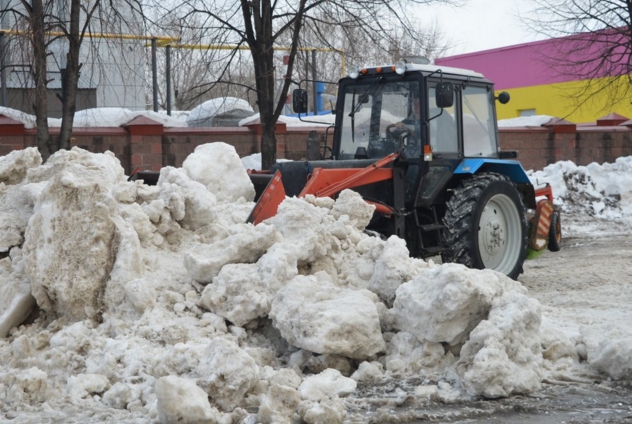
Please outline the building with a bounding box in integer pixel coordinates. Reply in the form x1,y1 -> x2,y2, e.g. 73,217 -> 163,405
435,32 -> 632,124
0,0 -> 147,117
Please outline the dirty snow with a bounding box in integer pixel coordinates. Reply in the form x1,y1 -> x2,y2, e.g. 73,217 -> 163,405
0,143 -> 631,423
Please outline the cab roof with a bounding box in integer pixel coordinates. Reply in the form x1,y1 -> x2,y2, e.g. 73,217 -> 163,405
402,63 -> 485,79
349,63 -> 487,81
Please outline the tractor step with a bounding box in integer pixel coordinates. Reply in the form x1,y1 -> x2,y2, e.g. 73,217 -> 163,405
420,223 -> 445,232
421,246 -> 448,257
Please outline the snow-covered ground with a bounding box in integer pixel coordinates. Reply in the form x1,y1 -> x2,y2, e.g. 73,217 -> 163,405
0,144 -> 631,423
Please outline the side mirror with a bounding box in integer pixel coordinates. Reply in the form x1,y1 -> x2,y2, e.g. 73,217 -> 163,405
293,89 -> 308,114
496,91 -> 510,104
435,82 -> 454,109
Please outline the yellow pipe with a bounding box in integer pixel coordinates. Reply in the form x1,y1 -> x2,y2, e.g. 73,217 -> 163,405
1,28 -> 345,77
0,29 -> 178,42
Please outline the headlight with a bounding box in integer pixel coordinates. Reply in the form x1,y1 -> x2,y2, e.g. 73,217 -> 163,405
395,61 -> 406,75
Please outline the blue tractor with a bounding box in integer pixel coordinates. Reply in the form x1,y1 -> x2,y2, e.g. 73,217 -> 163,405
249,62 -> 561,279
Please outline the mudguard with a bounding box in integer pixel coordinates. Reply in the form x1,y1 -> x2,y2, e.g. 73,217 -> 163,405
454,159 -> 531,184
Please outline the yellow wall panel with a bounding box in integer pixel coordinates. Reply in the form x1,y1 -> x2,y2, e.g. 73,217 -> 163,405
495,76 -> 632,123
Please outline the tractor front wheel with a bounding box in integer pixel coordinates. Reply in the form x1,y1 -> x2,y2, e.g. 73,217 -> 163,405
442,173 -> 528,280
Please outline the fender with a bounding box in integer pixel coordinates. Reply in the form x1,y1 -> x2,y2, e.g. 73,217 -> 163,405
454,158 -> 531,184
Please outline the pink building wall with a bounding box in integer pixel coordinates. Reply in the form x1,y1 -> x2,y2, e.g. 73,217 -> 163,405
436,30 -> 631,89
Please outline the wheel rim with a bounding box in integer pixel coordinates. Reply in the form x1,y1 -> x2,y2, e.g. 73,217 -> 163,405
477,193 -> 522,274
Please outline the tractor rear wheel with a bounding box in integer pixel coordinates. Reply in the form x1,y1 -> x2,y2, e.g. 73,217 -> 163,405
441,173 -> 528,279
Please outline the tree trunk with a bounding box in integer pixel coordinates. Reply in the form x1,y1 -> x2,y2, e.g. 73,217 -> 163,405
240,0 -> 308,170
57,0 -> 82,151
30,0 -> 51,161
256,53 -> 278,170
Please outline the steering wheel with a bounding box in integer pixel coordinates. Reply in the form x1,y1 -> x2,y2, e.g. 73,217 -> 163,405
386,124 -> 419,147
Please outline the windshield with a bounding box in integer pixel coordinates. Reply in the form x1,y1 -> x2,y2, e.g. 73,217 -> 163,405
339,79 -> 420,160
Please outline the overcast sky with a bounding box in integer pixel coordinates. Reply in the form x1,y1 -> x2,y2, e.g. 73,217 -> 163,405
425,0 -> 548,57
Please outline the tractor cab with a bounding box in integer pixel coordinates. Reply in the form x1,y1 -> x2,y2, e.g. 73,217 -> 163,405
325,63 -> 507,210
332,63 -> 503,163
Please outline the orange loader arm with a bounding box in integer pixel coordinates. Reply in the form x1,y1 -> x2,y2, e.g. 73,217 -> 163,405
247,152 -> 400,225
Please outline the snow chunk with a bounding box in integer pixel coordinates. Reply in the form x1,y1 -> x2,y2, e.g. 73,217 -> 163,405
330,189 -> 375,231
26,147 -> 126,186
457,291 -> 543,398
199,263 -> 268,327
155,375 -> 227,424
184,223 -> 280,284
257,383 -> 301,424
23,162 -> 123,321
369,236 -> 428,305
102,382 -> 140,410
183,142 -> 256,203
7,366 -> 49,404
0,250 -> 36,338
298,369 -> 356,401
66,373 -> 109,399
0,147 -> 42,185
156,166 -> 218,231
393,264 -> 525,346
298,396 -> 346,424
270,274 -> 385,360
195,337 -> 260,411
350,361 -> 384,382
590,338 -> 632,380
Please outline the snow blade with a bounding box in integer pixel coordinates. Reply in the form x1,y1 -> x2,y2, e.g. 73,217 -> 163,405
247,170 -> 286,225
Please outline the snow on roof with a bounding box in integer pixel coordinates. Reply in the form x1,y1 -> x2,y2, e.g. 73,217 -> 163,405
239,112 -> 336,128
498,115 -> 553,128
187,97 -> 254,126
0,106 -> 189,129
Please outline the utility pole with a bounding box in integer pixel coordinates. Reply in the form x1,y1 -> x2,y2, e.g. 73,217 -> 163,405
0,31 -> 6,107
166,44 -> 171,115
152,38 -> 158,112
0,0 -> 8,107
311,49 -> 317,115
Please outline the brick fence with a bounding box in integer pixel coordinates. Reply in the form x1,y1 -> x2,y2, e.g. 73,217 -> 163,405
2,114 -> 632,173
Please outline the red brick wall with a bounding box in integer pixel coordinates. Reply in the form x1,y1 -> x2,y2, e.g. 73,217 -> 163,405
3,113 -> 632,173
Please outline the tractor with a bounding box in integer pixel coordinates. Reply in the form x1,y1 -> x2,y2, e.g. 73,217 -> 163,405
249,61 -> 561,279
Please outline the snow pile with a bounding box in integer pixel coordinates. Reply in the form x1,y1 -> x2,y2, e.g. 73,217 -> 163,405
0,144 -> 630,422
530,156 -> 632,224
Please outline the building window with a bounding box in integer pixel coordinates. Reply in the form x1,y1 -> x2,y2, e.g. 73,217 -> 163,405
519,109 -> 536,117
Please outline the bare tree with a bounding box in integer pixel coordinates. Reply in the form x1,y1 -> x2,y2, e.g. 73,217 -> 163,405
148,14 -> 257,111
287,16 -> 451,104
168,0 -> 463,169
1,0 -> 146,160
525,1 -> 632,117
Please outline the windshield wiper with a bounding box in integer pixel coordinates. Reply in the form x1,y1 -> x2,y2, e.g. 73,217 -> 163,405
348,76 -> 383,118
